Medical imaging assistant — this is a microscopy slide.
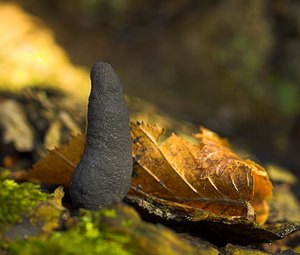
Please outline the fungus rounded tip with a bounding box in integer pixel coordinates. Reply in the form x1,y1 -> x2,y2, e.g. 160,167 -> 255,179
90,62 -> 113,77
90,62 -> 121,93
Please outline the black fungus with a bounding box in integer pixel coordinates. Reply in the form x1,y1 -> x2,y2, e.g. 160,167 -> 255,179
70,62 -> 133,209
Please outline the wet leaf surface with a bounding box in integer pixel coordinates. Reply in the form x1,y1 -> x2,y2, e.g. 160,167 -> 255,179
126,193 -> 300,245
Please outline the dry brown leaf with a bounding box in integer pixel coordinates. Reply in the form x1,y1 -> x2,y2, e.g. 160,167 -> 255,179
25,134 -> 85,186
195,128 -> 272,224
24,122 -> 272,224
130,122 -> 272,224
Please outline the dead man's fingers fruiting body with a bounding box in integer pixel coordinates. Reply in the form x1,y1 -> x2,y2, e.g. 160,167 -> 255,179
70,62 -> 132,210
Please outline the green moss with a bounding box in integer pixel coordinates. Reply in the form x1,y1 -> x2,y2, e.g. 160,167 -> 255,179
100,208 -> 117,218
5,204 -> 222,255
8,210 -> 133,255
0,168 -> 11,180
0,180 -> 49,225
9,231 -> 131,255
121,219 -> 133,228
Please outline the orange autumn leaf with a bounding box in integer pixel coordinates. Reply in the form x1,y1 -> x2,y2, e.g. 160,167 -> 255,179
24,122 -> 272,224
25,134 -> 85,186
129,122 -> 272,224
194,128 -> 272,224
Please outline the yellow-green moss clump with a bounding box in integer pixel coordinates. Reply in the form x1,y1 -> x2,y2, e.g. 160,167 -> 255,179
6,204 -> 216,255
8,231 -> 131,255
0,180 -> 49,225
8,210 -> 132,255
3,190 -> 218,255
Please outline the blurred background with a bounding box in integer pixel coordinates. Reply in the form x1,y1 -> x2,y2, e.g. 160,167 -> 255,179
0,0 -> 300,177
